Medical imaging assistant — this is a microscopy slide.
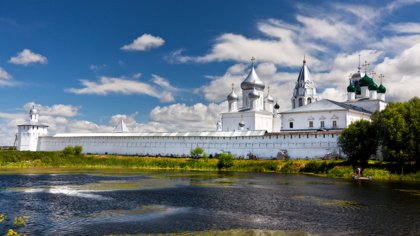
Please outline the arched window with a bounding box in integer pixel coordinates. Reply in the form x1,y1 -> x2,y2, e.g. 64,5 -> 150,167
292,99 -> 295,108
308,98 -> 312,104
299,98 -> 303,107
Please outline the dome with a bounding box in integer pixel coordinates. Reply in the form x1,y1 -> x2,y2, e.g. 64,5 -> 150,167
239,120 -> 245,128
356,87 -> 361,95
264,93 -> 274,103
368,81 -> 378,91
347,81 -> 356,93
359,74 -> 373,87
29,107 -> 38,114
352,71 -> 362,80
241,66 -> 265,90
248,87 -> 260,99
378,84 -> 386,93
274,102 -> 280,110
227,90 -> 238,101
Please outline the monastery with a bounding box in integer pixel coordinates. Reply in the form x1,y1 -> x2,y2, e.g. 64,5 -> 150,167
17,57 -> 387,159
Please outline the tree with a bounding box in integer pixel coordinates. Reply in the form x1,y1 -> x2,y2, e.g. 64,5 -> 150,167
74,145 -> 83,155
338,119 -> 379,167
217,153 -> 234,170
190,147 -> 204,158
62,145 -> 74,156
372,97 -> 420,168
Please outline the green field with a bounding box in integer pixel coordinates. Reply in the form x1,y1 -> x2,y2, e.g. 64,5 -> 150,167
0,150 -> 419,181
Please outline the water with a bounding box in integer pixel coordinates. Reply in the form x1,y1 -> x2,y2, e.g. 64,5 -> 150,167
0,168 -> 419,235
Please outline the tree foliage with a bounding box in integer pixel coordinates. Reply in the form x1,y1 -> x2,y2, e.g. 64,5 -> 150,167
74,145 -> 83,155
338,119 -> 378,167
217,153 -> 234,170
372,97 -> 420,165
62,145 -> 74,156
190,147 -> 204,158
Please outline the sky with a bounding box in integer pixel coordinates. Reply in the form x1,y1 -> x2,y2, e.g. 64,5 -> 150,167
1,0 -> 420,145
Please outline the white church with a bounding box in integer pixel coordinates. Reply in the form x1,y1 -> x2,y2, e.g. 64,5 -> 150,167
17,57 -> 387,159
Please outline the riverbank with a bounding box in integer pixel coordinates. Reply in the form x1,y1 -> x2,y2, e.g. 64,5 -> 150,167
0,151 -> 419,181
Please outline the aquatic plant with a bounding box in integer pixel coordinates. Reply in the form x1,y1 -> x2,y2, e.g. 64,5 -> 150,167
14,216 -> 28,226
0,214 -> 6,223
5,229 -> 25,236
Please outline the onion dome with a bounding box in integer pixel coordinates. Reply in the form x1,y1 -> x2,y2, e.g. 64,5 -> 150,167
29,106 -> 38,114
248,86 -> 260,99
264,88 -> 274,103
359,74 -> 373,87
368,81 -> 378,91
239,116 -> 245,128
378,84 -> 386,93
347,81 -> 356,93
356,87 -> 361,95
227,90 -> 238,101
241,62 -> 265,90
274,98 -> 280,109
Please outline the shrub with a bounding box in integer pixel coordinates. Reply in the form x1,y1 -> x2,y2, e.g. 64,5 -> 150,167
190,147 -> 204,158
327,166 -> 353,178
74,145 -> 83,155
279,161 -> 295,173
217,153 -> 234,170
265,161 -> 279,171
301,160 -> 320,173
62,146 -> 74,156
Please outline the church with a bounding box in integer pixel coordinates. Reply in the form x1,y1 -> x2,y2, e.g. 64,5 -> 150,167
17,56 -> 387,159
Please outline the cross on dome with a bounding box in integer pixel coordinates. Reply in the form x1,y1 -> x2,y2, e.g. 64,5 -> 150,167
348,73 -> 353,82
231,83 -> 234,90
253,80 -> 256,87
303,54 -> 306,64
251,56 -> 255,67
370,71 -> 376,80
267,86 -> 270,92
362,61 -> 370,74
379,74 -> 384,84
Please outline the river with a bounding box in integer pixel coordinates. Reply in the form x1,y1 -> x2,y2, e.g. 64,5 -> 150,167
0,168 -> 419,235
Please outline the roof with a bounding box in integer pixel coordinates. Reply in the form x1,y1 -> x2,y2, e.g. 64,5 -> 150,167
240,66 -> 265,90
280,99 -> 372,114
17,121 -> 49,127
113,119 -> 130,133
39,130 -> 268,138
266,130 -> 342,135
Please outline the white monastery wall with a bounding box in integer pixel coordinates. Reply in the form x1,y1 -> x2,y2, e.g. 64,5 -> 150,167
281,111 -> 348,131
38,131 -> 340,159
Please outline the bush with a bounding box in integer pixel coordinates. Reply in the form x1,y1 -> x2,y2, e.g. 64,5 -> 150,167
62,146 -> 74,156
217,153 -> 234,170
279,161 -> 295,173
190,147 -> 204,158
327,166 -> 353,178
74,145 -> 83,155
8,146 -> 16,151
301,160 -> 320,173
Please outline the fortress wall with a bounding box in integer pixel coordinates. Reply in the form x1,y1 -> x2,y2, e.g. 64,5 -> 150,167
39,133 -> 340,159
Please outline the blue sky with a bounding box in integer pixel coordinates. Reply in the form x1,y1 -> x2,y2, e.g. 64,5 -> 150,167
1,0 -> 420,145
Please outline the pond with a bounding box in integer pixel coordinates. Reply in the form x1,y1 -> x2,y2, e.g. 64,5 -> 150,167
0,168 -> 419,235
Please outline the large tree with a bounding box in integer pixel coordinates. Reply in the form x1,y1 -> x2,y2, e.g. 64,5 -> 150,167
372,97 -> 420,167
338,119 -> 379,167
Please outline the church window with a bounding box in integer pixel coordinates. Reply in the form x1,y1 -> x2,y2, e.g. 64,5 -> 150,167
333,121 -> 337,127
289,122 -> 293,128
315,134 -> 317,138
307,134 -> 309,138
299,135 -> 301,139
292,99 -> 295,108
320,121 -> 325,128
299,98 -> 303,107
291,135 -> 292,139
37,126 -> 38,130
284,135 -> 285,139
332,134 -> 334,138
32,126 -> 34,129
308,98 -> 312,104
309,121 -> 313,128
323,134 -> 325,138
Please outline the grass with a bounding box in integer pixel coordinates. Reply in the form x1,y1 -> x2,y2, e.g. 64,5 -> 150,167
106,229 -> 310,236
0,150 -> 419,181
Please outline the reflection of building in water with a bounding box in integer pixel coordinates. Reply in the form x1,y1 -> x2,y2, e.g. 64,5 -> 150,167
17,56 -> 387,159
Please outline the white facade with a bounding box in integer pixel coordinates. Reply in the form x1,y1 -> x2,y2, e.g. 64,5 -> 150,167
17,106 -> 49,151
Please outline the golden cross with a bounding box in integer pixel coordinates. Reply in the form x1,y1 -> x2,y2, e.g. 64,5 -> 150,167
267,86 -> 270,92
241,115 -> 243,122
251,56 -> 255,67
370,71 -> 376,80
379,74 -> 384,84
362,61 -> 370,74
348,73 -> 353,83
231,83 -> 234,90
253,80 -> 256,87
303,54 -> 306,63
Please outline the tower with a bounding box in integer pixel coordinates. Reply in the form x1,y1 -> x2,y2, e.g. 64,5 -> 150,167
291,55 -> 318,109
17,104 -> 49,151
264,86 -> 274,112
240,57 -> 265,110
227,83 -> 239,112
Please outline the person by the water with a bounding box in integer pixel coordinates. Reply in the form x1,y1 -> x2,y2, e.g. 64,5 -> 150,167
357,167 -> 362,177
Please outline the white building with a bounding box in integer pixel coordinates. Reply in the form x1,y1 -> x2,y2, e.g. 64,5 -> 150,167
17,57 -> 388,159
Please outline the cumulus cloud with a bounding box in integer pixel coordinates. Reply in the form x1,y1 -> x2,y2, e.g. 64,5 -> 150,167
0,67 -> 12,80
22,103 -> 81,117
66,75 -> 176,103
120,34 -> 165,51
8,49 -> 48,66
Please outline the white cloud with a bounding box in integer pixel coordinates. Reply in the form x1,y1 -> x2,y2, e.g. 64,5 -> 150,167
385,22 -> 420,33
133,73 -> 142,79
22,103 -> 81,117
66,76 -> 176,103
120,34 -> 165,51
0,67 -> 12,80
8,49 -> 48,66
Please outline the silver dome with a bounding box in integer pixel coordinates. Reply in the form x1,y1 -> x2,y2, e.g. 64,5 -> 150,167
239,120 -> 245,127
248,87 -> 260,99
241,66 -> 265,90
227,90 -> 239,101
264,93 -> 274,103
29,107 -> 38,114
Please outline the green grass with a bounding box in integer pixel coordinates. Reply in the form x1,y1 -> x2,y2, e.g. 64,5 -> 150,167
0,150 -> 419,181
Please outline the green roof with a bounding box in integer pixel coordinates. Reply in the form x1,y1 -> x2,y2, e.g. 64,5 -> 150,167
378,84 -> 386,93
356,87 -> 361,95
368,81 -> 378,91
347,81 -> 356,92
359,74 -> 373,87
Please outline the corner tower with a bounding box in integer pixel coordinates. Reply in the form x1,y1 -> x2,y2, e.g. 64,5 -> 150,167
291,56 -> 318,109
17,104 -> 49,151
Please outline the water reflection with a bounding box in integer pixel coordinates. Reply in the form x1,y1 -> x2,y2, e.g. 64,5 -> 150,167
0,168 -> 419,235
